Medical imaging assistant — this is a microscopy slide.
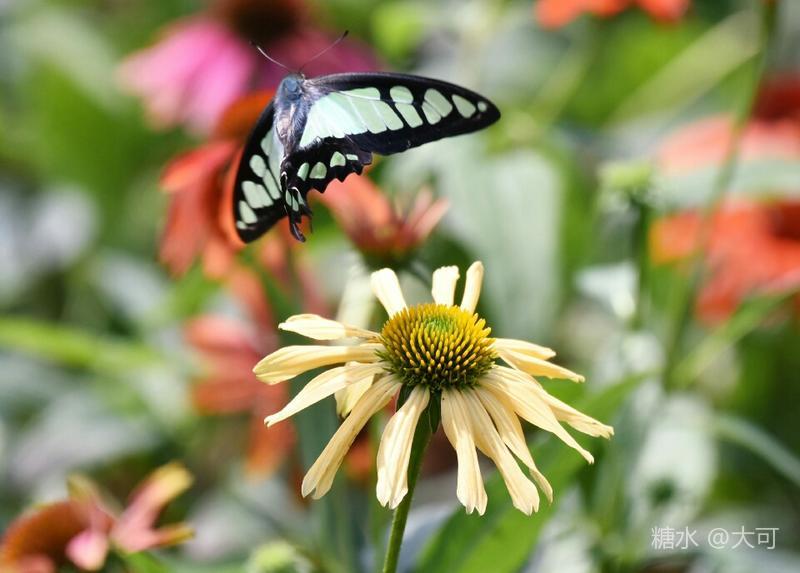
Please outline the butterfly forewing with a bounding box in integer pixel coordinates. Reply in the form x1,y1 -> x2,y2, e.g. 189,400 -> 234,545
301,72 -> 500,155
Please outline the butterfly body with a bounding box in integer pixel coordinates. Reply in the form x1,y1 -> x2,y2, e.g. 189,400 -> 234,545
234,72 -> 500,242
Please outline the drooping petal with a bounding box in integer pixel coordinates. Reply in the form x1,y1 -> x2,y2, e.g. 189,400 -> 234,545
460,261 -> 484,314
253,343 -> 382,384
112,463 -> 193,553
302,376 -> 402,499
461,390 -> 540,514
335,375 -> 375,417
497,348 -> 584,382
431,266 -> 460,306
528,385 -> 614,438
371,268 -> 407,316
481,369 -> 595,463
493,337 -> 556,360
441,390 -> 488,515
279,314 -> 378,341
376,387 -> 431,509
473,386 -> 553,502
265,363 -> 385,426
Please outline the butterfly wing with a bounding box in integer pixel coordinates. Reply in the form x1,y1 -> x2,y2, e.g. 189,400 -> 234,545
232,101 -> 290,242
277,72 -> 499,238
298,72 -> 500,154
234,73 -> 500,243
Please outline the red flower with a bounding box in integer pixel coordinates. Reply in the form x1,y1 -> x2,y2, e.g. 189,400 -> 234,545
187,315 -> 296,476
535,0 -> 689,28
0,464 -> 192,573
320,177 -> 449,267
657,74 -> 800,175
118,0 -> 377,134
650,199 -> 800,323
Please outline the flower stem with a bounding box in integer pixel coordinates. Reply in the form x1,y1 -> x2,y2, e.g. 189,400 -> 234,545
381,411 -> 433,573
662,1 -> 778,390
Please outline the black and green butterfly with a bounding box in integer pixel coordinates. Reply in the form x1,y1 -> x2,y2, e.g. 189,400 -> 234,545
233,71 -> 500,242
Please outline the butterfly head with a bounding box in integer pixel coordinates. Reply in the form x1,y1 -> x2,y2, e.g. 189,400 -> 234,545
278,74 -> 305,102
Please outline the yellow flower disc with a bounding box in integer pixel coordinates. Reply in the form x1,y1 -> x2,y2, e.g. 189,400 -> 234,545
379,303 -> 496,390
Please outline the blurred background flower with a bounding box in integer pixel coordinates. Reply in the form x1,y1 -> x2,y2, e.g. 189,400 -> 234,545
118,0 -> 377,133
535,0 -> 690,29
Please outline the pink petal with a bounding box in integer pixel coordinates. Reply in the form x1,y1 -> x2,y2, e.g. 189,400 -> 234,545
66,529 -> 109,571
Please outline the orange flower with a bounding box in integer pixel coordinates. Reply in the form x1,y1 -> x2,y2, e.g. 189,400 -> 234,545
0,464 -> 192,573
535,0 -> 689,28
650,199 -> 800,323
159,91 -> 273,278
187,315 -> 295,476
320,177 -> 448,268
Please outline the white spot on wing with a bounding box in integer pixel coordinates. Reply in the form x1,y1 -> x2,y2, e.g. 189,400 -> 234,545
390,86 -> 414,104
330,152 -> 346,167
310,162 -> 327,179
239,200 -> 257,224
424,89 -> 453,117
453,95 -> 477,118
249,155 -> 267,177
297,163 -> 310,180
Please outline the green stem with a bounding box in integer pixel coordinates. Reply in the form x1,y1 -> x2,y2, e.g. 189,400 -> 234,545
381,411 -> 433,573
630,196 -> 651,330
662,1 -> 778,390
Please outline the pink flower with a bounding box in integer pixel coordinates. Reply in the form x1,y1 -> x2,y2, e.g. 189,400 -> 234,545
0,464 -> 192,573
119,17 -> 256,134
119,0 -> 378,134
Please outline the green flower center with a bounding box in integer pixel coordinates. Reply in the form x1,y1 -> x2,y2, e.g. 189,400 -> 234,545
378,303 -> 497,390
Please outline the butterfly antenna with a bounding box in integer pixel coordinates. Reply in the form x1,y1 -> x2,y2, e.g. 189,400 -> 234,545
299,30 -> 349,73
250,42 -> 292,72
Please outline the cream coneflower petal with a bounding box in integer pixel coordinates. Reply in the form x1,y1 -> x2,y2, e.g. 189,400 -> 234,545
459,261 -> 484,314
482,370 -> 595,463
265,363 -> 384,426
529,385 -> 614,438
253,343 -> 382,384
473,387 -> 553,502
441,390 -> 488,515
334,372 -> 375,417
302,376 -> 401,499
431,266 -> 460,306
371,268 -> 407,317
497,348 -> 584,382
462,391 -> 540,514
376,386 -> 431,509
279,314 -> 378,341
493,338 -> 556,360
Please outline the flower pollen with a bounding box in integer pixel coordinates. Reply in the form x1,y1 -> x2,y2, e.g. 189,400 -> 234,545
378,303 -> 496,391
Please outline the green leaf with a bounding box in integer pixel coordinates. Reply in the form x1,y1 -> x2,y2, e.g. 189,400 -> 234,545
414,373 -> 647,573
0,316 -> 161,374
606,10 -> 759,126
120,552 -> 172,573
672,291 -> 795,388
714,413 -> 800,488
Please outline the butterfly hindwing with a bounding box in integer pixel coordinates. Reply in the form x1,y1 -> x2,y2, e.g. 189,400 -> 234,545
298,72 -> 500,155
233,101 -> 288,242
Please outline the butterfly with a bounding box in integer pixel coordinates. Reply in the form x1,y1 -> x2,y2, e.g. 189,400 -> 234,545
233,70 -> 500,242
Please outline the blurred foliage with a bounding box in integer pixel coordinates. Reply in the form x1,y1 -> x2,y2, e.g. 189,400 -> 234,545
2,0 -> 800,572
